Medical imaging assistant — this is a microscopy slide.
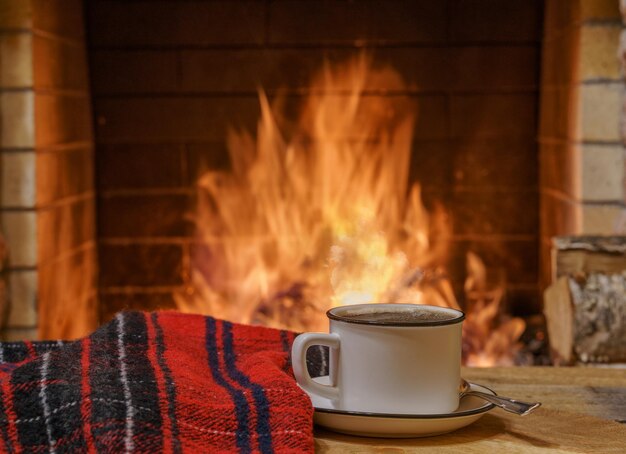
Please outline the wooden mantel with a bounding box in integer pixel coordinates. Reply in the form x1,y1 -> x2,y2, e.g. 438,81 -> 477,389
314,367 -> 626,453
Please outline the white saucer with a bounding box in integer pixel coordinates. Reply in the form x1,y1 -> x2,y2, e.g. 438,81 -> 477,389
308,377 -> 496,438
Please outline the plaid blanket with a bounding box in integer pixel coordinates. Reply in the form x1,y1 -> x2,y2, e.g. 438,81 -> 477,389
0,312 -> 315,453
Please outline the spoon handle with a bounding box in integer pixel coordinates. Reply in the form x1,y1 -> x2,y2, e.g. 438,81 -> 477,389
464,391 -> 541,416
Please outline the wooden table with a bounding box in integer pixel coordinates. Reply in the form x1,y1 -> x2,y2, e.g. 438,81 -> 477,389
314,367 -> 626,453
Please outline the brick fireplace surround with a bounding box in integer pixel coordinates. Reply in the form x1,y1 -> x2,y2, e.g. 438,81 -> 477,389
0,1 -> 96,340
0,0 -> 624,340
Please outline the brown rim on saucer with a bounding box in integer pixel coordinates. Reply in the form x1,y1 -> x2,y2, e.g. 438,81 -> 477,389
326,303 -> 465,327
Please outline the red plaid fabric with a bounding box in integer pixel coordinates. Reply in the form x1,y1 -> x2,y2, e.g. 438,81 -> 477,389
0,312 -> 314,453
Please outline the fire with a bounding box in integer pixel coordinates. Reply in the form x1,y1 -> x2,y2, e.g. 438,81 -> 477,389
463,252 -> 526,366
178,55 -> 525,365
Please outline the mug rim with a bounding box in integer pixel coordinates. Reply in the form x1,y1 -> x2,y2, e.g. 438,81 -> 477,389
326,303 -> 465,327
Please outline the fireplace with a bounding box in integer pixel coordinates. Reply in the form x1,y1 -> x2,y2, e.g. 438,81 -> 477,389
91,0 -> 544,325
0,1 -> 624,365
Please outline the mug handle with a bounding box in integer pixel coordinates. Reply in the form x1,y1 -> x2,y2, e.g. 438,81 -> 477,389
291,332 -> 340,400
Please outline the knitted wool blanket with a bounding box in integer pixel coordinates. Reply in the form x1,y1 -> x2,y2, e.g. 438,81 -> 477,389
0,312 -> 315,453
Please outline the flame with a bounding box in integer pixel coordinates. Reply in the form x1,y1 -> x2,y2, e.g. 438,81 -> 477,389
463,252 -> 526,366
177,55 -> 525,365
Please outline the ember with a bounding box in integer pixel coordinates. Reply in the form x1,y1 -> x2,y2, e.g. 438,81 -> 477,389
177,56 -> 526,366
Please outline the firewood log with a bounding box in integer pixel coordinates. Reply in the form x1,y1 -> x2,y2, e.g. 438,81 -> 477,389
544,273 -> 626,364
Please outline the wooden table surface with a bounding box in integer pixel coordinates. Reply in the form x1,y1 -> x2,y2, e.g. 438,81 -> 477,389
314,366 -> 626,453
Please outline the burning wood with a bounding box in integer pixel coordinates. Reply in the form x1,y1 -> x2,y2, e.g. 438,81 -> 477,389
176,55 -> 525,366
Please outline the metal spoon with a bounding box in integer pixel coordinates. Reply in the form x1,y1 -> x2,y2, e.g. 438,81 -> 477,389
459,379 -> 541,416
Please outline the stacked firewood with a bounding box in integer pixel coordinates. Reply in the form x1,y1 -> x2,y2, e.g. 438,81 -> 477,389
544,237 -> 626,365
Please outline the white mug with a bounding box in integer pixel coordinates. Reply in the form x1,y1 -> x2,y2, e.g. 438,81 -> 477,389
292,303 -> 464,414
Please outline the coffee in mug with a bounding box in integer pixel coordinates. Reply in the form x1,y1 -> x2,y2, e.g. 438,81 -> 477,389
291,303 -> 464,414
338,306 -> 458,324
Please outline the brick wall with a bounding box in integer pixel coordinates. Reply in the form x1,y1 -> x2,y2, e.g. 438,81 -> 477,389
0,0 -> 97,340
0,1 -> 36,340
540,0 -> 625,288
87,0 -> 544,320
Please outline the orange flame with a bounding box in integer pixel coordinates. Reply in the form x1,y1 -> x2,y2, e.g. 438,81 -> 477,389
178,56 -> 525,365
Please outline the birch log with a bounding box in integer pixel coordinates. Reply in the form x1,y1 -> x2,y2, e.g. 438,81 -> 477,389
544,273 -> 626,364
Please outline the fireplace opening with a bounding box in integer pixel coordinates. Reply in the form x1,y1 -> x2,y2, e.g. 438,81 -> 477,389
175,55 -> 529,366
1,0 -> 625,367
